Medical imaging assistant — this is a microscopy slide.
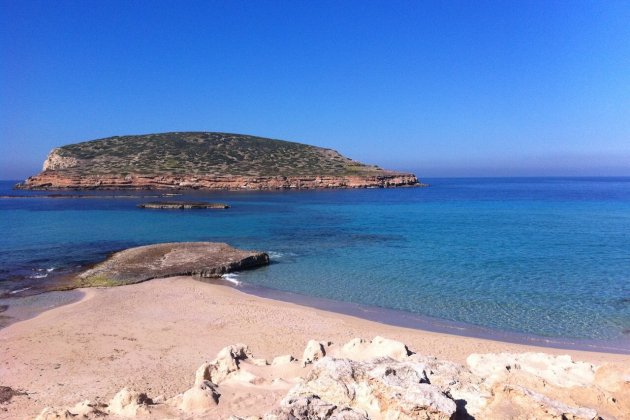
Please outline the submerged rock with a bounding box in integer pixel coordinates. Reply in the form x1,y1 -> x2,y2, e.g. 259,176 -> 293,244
138,201 -> 229,209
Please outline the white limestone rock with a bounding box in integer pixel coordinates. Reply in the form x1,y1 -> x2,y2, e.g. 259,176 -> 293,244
302,340 -> 327,366
107,387 -> 153,417
467,352 -> 597,388
284,356 -> 457,419
179,380 -> 220,413
481,383 -> 600,419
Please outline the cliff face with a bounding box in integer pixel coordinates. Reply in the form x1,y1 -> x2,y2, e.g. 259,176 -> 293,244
17,172 -> 419,190
17,132 -> 421,190
42,148 -> 80,171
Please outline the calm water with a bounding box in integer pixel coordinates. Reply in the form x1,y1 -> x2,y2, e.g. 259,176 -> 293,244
1,178 -> 629,345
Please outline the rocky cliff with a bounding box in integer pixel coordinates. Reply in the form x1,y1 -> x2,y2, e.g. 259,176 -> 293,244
17,132 -> 420,190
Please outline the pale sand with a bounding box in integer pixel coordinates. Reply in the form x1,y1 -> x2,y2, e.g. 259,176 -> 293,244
1,276 -> 628,418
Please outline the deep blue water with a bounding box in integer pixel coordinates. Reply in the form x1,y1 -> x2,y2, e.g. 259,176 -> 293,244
1,178 -> 629,344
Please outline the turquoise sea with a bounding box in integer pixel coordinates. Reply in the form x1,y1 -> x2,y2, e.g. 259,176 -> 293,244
1,178 -> 629,350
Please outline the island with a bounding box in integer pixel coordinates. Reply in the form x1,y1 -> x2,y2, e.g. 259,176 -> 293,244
15,132 -> 421,190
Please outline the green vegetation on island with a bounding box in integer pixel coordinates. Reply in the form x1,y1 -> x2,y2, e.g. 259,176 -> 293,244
47,132 -> 390,177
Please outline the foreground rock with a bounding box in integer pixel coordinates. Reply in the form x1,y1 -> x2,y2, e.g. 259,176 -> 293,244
138,201 -> 229,209
74,242 -> 269,288
34,336 -> 629,419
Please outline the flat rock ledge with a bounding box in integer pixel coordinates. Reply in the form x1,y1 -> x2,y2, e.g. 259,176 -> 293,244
138,201 -> 229,209
74,242 -> 269,288
35,336 -> 629,419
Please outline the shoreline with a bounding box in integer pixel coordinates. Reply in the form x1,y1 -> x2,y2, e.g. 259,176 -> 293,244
237,281 -> 630,354
1,276 -> 628,418
2,275 -> 629,354
0,289 -> 85,329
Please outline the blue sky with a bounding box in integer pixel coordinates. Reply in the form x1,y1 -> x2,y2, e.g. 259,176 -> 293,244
1,0 -> 629,179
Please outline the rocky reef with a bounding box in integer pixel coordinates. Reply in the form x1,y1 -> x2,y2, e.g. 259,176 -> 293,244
16,132 -> 421,190
138,201 -> 229,209
73,242 -> 269,288
35,336 -> 629,419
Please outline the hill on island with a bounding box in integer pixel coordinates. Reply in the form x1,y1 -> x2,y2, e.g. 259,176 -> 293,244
18,132 -> 419,190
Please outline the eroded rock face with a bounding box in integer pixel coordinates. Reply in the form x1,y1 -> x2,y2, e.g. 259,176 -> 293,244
265,395 -> 369,420
35,400 -> 106,420
107,388 -> 153,417
286,356 -> 457,419
466,352 -> 629,419
467,352 -> 597,388
179,381 -> 221,413
34,337 -> 626,420
302,340 -> 328,366
481,384 -> 599,420
339,336 -> 411,361
17,172 -> 421,190
196,343 -> 253,385
42,149 -> 79,171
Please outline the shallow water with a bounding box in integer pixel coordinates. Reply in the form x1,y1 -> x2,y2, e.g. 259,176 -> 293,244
1,178 -> 629,345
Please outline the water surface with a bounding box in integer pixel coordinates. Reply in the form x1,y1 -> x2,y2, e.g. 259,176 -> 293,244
1,178 -> 629,346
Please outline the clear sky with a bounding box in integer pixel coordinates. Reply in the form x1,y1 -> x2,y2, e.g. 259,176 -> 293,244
1,0 -> 629,179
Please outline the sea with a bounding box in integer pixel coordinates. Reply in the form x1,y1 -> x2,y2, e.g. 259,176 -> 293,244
1,177 -> 629,351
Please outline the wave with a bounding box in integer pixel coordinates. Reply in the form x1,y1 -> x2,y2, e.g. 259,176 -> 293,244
221,273 -> 241,286
10,287 -> 32,294
267,251 -> 298,260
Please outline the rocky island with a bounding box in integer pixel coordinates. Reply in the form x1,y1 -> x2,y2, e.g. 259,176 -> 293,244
16,132 -> 420,190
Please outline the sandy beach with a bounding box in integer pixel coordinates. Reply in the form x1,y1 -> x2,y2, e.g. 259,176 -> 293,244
1,276 -> 628,418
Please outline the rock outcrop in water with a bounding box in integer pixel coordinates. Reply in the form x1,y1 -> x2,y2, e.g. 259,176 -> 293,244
16,132 -> 421,190
74,242 -> 269,288
35,336 -> 629,419
138,201 -> 229,209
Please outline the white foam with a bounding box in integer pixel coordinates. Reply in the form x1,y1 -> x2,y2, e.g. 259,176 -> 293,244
221,273 -> 241,286
46,267 -> 55,272
10,287 -> 32,294
30,273 -> 48,279
267,251 -> 298,260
